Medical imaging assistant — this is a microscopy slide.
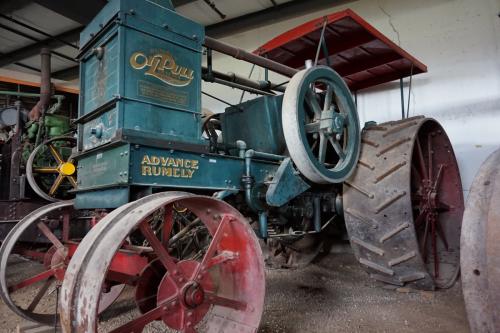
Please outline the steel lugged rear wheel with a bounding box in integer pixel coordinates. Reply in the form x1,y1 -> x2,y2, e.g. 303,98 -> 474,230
60,192 -> 265,333
461,148 -> 500,332
343,117 -> 464,290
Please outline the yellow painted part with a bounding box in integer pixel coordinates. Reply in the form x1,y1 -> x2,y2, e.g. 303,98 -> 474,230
59,162 -> 76,176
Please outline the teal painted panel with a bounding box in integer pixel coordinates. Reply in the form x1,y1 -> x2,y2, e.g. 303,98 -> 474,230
75,187 -> 130,209
81,29 -> 119,115
129,145 -> 278,191
222,95 -> 286,155
77,145 -> 130,189
82,107 -> 118,150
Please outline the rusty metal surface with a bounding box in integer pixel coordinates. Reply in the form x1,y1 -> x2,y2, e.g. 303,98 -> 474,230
0,200 -> 47,241
343,117 -> 464,290
60,192 -> 265,333
461,148 -> 500,332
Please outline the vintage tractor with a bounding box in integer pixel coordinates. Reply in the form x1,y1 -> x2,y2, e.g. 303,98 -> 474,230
0,51 -> 78,239
0,1 -> 464,332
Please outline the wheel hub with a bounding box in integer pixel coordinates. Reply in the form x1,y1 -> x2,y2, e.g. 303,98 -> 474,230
183,282 -> 205,308
44,245 -> 68,281
59,162 -> 76,176
157,260 -> 213,330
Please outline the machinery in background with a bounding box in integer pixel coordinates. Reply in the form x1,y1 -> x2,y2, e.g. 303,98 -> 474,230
461,148 -> 500,332
0,50 -> 78,239
0,2 -> 464,332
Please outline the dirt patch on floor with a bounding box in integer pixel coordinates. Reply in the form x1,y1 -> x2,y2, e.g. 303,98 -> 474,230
1,252 -> 469,332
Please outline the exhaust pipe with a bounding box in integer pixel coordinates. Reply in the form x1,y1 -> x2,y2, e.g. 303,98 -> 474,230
29,48 -> 52,120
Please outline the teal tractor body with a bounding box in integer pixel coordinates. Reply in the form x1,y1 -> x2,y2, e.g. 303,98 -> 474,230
73,0 -> 347,241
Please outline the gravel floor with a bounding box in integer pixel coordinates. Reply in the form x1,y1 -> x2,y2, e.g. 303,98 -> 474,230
1,251 -> 469,332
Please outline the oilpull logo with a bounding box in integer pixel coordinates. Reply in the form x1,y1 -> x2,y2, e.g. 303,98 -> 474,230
129,50 -> 194,87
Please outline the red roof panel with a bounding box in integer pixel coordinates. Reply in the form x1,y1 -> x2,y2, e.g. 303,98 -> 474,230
254,9 -> 427,91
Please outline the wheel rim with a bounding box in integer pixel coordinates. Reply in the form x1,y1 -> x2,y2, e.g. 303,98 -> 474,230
26,136 -> 77,202
283,66 -> 360,184
0,201 -> 123,325
0,201 -> 73,324
410,121 -> 463,287
60,192 -> 265,333
461,148 -> 500,332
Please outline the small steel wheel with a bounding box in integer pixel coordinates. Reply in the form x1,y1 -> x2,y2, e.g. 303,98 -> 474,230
461,148 -> 500,332
282,66 -> 360,184
60,192 -> 265,333
26,136 -> 77,202
0,202 -> 122,326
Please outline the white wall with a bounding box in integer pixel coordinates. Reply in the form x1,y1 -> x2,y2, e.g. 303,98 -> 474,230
202,0 -> 500,195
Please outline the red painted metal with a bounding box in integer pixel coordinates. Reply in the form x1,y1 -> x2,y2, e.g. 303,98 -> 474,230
60,192 -> 266,333
255,9 -> 427,91
8,269 -> 55,292
410,121 -> 463,284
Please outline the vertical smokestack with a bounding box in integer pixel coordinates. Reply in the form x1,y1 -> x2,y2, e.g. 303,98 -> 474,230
29,48 -> 52,120
39,48 -> 51,110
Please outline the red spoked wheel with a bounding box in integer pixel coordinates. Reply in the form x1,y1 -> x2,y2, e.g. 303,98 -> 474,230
60,192 -> 265,333
0,202 -> 123,326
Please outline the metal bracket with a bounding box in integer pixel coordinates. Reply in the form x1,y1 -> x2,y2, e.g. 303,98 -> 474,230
266,158 -> 310,207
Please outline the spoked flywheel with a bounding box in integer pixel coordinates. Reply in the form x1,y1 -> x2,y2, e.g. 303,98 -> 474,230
282,66 -> 360,184
60,192 -> 265,333
343,117 -> 464,290
26,136 -> 77,202
461,148 -> 500,332
0,202 -> 122,326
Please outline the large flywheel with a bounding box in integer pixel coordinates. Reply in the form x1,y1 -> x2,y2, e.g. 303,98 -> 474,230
26,136 -> 77,202
461,148 -> 500,332
343,117 -> 464,290
60,192 -> 265,333
282,66 -> 360,184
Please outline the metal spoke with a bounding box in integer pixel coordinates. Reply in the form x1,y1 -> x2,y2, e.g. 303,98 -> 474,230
139,221 -> 179,275
162,205 -> 174,246
48,144 -> 64,164
8,269 -> 55,293
420,216 -> 430,261
435,220 -> 449,250
109,296 -> 176,333
67,175 -> 78,189
305,121 -> 320,133
33,167 -> 58,174
192,215 -> 231,282
432,218 -> 438,277
37,221 -> 65,250
323,85 -> 333,112
306,91 -> 322,119
26,278 -> 53,311
328,137 -> 346,160
206,250 -> 238,270
427,133 -> 433,182
48,174 -> 64,196
415,137 -> 428,180
318,133 -> 327,163
205,292 -> 247,311
414,209 -> 428,228
432,164 -> 445,191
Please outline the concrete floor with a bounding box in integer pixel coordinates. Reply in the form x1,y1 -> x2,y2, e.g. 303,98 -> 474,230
1,251 -> 469,332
